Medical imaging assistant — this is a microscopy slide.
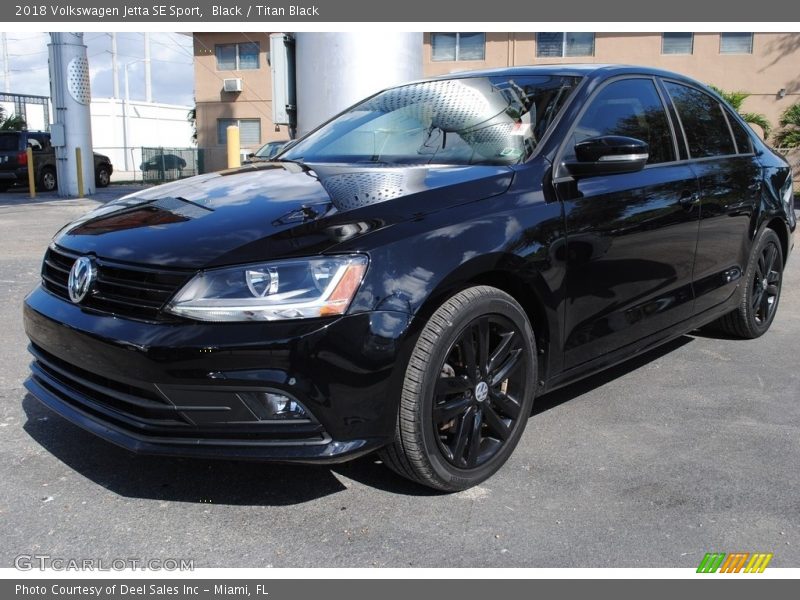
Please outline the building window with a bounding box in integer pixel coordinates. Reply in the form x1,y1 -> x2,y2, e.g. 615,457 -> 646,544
217,118 -> 261,145
431,33 -> 486,61
720,32 -> 754,54
215,42 -> 260,70
662,33 -> 694,55
536,32 -> 595,58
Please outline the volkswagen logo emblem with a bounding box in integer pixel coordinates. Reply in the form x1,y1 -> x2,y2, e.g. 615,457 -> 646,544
67,256 -> 96,303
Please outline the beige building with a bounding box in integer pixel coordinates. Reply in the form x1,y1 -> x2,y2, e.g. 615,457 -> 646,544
193,32 -> 800,171
193,32 -> 285,171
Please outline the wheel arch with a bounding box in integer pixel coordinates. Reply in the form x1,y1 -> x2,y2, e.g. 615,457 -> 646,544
406,253 -> 560,386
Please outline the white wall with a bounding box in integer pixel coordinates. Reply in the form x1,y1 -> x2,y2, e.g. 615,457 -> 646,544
90,98 -> 193,177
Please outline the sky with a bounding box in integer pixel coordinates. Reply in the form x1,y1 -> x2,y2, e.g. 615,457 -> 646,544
1,32 -> 195,106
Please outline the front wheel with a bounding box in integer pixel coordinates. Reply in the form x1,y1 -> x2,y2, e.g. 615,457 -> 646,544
380,286 -> 537,491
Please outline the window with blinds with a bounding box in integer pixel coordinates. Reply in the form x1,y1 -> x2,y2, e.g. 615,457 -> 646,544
217,119 -> 262,145
431,33 -> 486,61
662,33 -> 694,55
720,33 -> 753,54
536,33 -> 595,57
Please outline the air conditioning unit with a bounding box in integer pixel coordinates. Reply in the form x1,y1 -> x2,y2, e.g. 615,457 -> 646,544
223,78 -> 243,93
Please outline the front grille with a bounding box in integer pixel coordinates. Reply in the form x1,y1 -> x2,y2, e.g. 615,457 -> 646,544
41,245 -> 192,321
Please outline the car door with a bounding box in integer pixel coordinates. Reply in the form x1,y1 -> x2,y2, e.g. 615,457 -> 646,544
662,80 -> 763,314
553,77 -> 701,370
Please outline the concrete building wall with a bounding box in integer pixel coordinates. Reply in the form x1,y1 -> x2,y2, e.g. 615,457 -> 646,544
423,32 -> 800,139
193,32 -> 289,172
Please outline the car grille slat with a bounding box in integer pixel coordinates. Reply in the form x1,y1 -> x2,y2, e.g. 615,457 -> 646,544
29,343 -> 190,428
40,246 -> 192,321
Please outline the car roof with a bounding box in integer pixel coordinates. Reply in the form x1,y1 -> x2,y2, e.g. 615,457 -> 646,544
424,63 -> 704,86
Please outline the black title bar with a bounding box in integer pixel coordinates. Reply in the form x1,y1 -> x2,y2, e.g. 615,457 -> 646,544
4,0 -> 800,22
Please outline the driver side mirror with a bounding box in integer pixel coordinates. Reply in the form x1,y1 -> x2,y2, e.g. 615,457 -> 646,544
247,153 -> 255,159
564,135 -> 649,178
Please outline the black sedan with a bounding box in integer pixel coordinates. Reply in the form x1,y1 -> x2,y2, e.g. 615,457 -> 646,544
23,65 -> 794,491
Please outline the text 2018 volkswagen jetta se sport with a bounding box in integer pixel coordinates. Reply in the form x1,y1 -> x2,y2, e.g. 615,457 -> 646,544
24,65 -> 794,491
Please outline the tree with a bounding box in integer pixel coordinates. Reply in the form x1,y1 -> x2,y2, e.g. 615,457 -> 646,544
187,107 -> 197,144
773,103 -> 800,148
709,85 -> 771,138
0,107 -> 26,131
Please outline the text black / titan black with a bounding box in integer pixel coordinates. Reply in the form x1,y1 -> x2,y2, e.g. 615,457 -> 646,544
23,65 -> 795,491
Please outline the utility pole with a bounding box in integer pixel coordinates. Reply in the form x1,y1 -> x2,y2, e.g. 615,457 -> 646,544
111,32 -> 120,99
1,33 -> 9,93
144,32 -> 152,103
48,32 -> 95,197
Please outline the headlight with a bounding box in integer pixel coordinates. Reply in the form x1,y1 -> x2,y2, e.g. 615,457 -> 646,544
166,255 -> 368,322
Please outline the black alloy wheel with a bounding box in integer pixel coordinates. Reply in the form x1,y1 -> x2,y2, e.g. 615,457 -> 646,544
433,314 -> 528,469
713,227 -> 784,339
751,240 -> 781,327
380,286 -> 537,491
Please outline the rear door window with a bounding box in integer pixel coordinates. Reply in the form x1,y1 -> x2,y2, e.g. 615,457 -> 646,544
664,81 -> 736,158
725,112 -> 754,155
0,134 -> 20,151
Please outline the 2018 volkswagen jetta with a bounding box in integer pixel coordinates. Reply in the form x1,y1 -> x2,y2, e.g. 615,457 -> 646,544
24,65 -> 794,491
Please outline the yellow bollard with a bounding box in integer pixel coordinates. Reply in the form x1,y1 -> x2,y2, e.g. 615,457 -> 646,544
226,126 -> 241,169
26,147 -> 36,199
75,147 -> 84,197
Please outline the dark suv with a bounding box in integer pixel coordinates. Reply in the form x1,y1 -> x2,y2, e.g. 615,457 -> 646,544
23,65 -> 794,491
0,131 -> 113,192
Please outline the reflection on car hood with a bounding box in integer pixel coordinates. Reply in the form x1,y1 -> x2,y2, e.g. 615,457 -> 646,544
54,162 -> 514,268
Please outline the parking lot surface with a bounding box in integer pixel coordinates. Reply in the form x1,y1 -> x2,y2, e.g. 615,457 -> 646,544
1,189 -> 798,567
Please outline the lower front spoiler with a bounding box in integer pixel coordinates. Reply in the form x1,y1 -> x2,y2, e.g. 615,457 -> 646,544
24,376 -> 384,464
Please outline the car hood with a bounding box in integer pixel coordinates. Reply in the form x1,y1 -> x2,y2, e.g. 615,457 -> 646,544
54,162 -> 514,269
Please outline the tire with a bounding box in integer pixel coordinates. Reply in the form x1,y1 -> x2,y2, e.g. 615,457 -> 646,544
95,165 -> 111,188
379,286 -> 537,491
39,167 -> 57,192
712,227 -> 784,339
0,183 -> 9,193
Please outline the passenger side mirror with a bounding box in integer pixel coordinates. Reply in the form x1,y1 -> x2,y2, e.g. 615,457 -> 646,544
247,153 -> 255,159
564,136 -> 649,178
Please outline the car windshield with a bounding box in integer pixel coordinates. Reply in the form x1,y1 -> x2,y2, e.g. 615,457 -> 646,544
255,142 -> 284,158
281,75 -> 583,166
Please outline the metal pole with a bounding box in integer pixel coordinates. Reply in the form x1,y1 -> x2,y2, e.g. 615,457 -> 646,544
122,64 -> 130,171
111,33 -> 120,99
1,33 -> 9,93
26,147 -> 35,198
295,33 -> 422,137
226,126 -> 240,168
144,32 -> 152,103
75,147 -> 84,197
48,32 -> 95,197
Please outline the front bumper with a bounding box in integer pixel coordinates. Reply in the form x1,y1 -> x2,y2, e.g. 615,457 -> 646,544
23,285 -> 412,463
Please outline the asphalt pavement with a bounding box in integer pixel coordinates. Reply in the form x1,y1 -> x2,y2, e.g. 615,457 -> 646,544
1,188 -> 798,568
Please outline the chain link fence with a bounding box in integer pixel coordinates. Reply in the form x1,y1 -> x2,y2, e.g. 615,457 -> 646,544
140,147 -> 204,184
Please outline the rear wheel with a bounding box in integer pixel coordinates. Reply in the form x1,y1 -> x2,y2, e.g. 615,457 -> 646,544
380,286 -> 537,491
712,228 -> 784,338
95,165 -> 111,187
39,167 -> 57,192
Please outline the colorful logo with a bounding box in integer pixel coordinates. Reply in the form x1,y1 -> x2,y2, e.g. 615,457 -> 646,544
697,552 -> 773,573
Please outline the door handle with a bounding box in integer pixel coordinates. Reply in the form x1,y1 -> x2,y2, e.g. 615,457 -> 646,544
678,191 -> 699,207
